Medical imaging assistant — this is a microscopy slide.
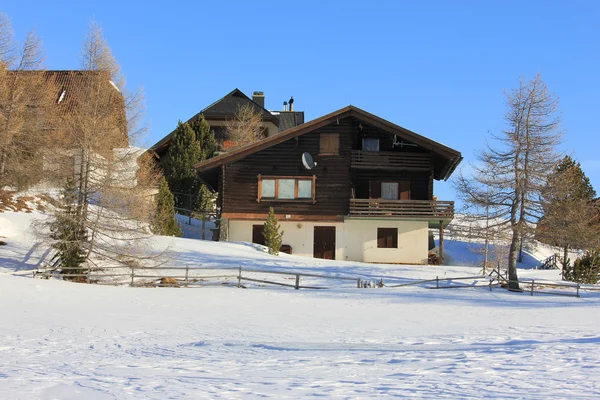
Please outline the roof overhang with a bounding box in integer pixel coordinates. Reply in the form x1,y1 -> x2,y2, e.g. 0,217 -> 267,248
195,105 -> 462,181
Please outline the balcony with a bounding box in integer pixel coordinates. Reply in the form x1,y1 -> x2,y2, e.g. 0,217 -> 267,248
351,150 -> 431,171
348,199 -> 454,221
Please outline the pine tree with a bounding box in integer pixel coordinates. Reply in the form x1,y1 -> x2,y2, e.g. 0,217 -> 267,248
163,117 -> 219,217
263,207 -> 283,255
152,176 -> 182,237
50,178 -> 88,279
191,114 -> 218,161
538,156 -> 599,270
163,121 -> 203,198
564,247 -> 600,284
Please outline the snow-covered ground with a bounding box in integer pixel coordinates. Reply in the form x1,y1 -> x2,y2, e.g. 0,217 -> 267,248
1,209 -> 600,398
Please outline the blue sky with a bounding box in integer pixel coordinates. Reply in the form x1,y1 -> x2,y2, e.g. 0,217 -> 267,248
3,0 -> 599,203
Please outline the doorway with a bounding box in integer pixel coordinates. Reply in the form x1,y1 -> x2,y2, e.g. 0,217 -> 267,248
313,226 -> 336,260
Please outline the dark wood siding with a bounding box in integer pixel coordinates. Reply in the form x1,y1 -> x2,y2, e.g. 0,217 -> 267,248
353,171 -> 432,200
221,116 -> 436,217
222,118 -> 354,217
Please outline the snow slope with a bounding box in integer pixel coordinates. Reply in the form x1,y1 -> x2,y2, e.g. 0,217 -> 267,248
2,210 -> 600,398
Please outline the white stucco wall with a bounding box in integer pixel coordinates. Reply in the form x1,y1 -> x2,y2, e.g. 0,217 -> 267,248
228,220 -> 345,260
227,218 -> 429,264
343,219 -> 429,264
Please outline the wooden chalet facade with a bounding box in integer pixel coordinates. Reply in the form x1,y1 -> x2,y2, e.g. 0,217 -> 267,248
195,105 -> 462,264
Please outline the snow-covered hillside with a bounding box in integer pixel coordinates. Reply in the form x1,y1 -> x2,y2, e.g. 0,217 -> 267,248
1,210 -> 600,398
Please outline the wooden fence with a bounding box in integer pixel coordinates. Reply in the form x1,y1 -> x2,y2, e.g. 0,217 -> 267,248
32,265 -> 598,297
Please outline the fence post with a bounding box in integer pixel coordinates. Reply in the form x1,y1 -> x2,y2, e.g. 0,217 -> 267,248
357,278 -> 361,288
185,266 -> 189,288
295,274 -> 300,290
237,266 -> 242,288
130,267 -> 135,287
576,283 -> 580,298
87,268 -> 91,284
489,278 -> 493,292
436,276 -> 439,289
530,280 -> 534,296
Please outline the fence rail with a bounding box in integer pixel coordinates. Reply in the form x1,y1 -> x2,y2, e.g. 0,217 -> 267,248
350,150 -> 431,171
32,265 -> 597,297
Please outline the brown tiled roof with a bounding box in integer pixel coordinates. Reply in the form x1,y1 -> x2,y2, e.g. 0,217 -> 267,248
6,70 -> 115,114
8,69 -> 126,141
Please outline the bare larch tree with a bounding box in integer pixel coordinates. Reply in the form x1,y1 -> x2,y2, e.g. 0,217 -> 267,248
224,103 -> 265,149
0,12 -> 55,189
456,74 -> 562,290
47,20 -> 160,273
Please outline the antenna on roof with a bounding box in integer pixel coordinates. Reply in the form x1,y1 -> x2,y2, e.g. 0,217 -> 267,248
393,135 -> 418,148
301,152 -> 317,170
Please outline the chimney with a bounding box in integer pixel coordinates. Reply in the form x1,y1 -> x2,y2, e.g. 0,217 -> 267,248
283,101 -> 288,111
289,96 -> 294,112
252,91 -> 265,108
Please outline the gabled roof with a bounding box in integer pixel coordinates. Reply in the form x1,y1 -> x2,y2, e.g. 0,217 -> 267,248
195,105 -> 462,181
150,88 -> 279,153
3,70 -> 128,145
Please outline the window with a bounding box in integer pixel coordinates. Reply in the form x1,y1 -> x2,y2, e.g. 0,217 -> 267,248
381,182 -> 399,200
261,179 -> 275,198
320,133 -> 340,155
363,137 -> 379,152
298,180 -> 312,198
369,180 -> 411,200
278,179 -> 295,199
257,175 -> 317,203
377,228 -> 398,248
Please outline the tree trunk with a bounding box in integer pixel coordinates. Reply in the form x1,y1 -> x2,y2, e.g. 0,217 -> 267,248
517,235 -> 524,262
507,228 -> 520,290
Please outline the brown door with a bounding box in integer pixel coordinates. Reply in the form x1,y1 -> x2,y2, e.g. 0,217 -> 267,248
252,224 -> 265,245
314,226 -> 336,260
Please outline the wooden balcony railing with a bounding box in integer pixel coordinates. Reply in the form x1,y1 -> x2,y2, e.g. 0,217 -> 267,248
351,150 -> 431,171
349,199 -> 454,219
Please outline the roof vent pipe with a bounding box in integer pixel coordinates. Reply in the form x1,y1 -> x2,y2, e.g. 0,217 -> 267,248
283,101 -> 288,112
289,96 -> 294,112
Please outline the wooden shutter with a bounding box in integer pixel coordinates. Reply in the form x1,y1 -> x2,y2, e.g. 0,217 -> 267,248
377,228 -> 398,248
399,181 -> 411,200
370,180 -> 381,199
320,133 -> 340,155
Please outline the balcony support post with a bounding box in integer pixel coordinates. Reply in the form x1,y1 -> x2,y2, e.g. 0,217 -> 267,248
439,220 -> 445,265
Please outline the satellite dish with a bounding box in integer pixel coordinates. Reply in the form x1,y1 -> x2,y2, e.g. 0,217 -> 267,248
302,152 -> 317,170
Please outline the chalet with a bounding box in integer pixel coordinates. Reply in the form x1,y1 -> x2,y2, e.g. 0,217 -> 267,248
150,89 -> 305,158
195,105 -> 462,264
3,70 -> 128,145
1,70 -> 132,187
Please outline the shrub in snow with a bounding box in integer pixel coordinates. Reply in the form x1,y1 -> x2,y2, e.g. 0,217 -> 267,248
151,177 -> 182,237
263,207 -> 283,256
564,247 -> 600,284
49,178 -> 88,279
